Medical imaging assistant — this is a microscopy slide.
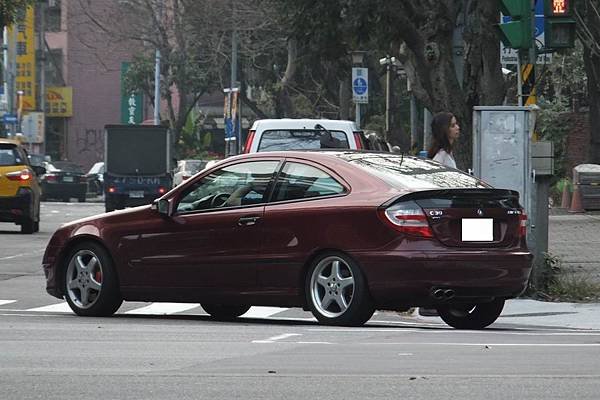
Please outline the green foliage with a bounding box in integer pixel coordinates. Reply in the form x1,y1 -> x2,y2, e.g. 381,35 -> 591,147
0,0 -> 35,27
550,177 -> 573,205
536,96 -> 571,179
528,252 -> 600,302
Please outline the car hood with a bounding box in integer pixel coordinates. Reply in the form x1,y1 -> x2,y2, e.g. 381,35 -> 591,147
59,204 -> 152,229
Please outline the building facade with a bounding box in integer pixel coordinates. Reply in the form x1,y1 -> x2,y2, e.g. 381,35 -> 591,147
44,0 -> 143,170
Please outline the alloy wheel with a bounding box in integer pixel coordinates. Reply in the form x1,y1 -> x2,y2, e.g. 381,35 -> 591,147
65,249 -> 103,309
309,256 -> 355,318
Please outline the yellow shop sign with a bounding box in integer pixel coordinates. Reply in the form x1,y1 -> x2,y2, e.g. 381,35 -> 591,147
46,87 -> 73,117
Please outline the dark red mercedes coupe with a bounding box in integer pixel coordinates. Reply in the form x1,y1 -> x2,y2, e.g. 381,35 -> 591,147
43,151 -> 532,329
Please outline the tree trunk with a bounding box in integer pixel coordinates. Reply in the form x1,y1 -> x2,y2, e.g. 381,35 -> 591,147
275,38 -> 297,117
584,46 -> 600,163
579,0 -> 600,163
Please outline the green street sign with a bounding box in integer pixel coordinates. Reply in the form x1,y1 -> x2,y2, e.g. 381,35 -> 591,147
120,62 -> 144,124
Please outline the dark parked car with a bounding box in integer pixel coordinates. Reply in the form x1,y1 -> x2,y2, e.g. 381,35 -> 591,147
43,151 -> 532,328
40,161 -> 88,202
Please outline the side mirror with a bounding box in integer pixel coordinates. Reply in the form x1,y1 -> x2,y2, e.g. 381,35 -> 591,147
32,166 -> 46,176
153,198 -> 171,216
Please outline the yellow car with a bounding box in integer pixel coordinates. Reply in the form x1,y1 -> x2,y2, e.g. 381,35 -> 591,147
0,138 -> 45,233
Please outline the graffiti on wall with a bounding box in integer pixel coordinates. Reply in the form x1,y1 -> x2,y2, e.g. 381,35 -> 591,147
76,128 -> 104,162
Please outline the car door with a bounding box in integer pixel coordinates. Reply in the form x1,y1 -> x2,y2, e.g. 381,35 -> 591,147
125,160 -> 281,294
259,160 -> 349,294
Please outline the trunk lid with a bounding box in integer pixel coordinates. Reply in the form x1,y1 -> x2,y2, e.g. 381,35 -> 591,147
408,189 -> 524,247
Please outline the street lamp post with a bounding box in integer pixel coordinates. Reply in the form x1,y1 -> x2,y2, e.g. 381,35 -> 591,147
16,90 -> 24,133
378,55 -> 402,142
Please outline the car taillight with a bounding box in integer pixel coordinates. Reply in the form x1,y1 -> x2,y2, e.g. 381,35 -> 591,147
108,186 -> 116,193
6,169 -> 32,181
158,187 -> 166,194
353,132 -> 364,150
243,130 -> 256,153
519,212 -> 527,238
379,200 -> 433,238
44,174 -> 57,182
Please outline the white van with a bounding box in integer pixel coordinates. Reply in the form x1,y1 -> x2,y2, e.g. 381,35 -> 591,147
242,118 -> 370,153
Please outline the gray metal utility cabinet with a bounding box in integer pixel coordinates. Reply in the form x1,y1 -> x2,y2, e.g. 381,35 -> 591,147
472,106 -> 537,216
472,106 -> 553,282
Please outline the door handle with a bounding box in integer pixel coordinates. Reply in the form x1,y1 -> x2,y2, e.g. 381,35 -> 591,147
238,216 -> 261,226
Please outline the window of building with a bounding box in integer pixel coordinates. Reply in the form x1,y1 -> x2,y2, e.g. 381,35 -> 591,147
46,0 -> 62,32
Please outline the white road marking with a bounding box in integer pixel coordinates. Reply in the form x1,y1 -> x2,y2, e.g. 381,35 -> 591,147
252,333 -> 302,343
125,302 -> 201,315
26,302 -> 72,313
362,342 -> 600,347
0,300 -> 16,306
0,249 -> 44,260
242,306 -> 286,319
308,327 -> 600,335
296,341 -> 332,345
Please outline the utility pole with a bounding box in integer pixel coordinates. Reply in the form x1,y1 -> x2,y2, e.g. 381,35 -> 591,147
230,28 -> 238,155
39,0 -> 46,154
154,0 -> 162,125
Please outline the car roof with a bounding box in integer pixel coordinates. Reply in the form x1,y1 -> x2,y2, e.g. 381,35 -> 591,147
223,150 -> 408,171
0,138 -> 21,146
250,118 -> 358,131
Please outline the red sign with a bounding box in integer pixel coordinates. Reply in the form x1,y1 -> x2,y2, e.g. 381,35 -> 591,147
551,0 -> 568,15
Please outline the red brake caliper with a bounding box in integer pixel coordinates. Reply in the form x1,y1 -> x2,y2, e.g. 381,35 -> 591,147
95,270 -> 102,283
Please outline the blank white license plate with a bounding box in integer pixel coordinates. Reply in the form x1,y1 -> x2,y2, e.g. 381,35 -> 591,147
461,218 -> 493,242
129,191 -> 144,198
63,176 -> 74,182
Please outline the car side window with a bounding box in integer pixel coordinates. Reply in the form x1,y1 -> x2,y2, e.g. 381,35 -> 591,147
0,146 -> 22,166
176,161 -> 279,213
272,162 -> 345,202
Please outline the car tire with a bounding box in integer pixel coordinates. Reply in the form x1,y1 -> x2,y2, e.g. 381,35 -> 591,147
201,304 -> 251,320
63,242 -> 123,317
20,218 -> 35,234
305,252 -> 374,326
437,298 -> 505,330
78,196 -> 86,203
33,221 -> 40,233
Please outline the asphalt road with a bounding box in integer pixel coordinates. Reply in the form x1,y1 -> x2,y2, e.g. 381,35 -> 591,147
1,201 -> 599,399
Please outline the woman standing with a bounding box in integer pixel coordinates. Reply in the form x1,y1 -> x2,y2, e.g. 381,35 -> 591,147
419,112 -> 461,318
427,112 -> 461,169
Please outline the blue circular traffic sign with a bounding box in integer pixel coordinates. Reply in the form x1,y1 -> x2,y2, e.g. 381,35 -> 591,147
353,77 -> 368,95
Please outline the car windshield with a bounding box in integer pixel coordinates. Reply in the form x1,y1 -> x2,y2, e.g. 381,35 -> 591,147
257,129 -> 350,151
87,162 -> 104,174
47,161 -> 84,173
184,160 -> 207,173
337,152 -> 489,190
28,154 -> 46,167
0,145 -> 25,166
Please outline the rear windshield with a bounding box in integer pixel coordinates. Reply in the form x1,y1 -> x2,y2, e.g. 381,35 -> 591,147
0,144 -> 26,166
184,160 -> 207,173
47,161 -> 84,173
257,130 -> 350,152
337,152 -> 489,190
